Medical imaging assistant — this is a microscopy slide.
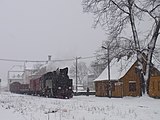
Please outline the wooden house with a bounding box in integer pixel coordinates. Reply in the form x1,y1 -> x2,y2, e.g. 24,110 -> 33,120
94,57 -> 137,97
94,56 -> 160,98
94,56 -> 143,97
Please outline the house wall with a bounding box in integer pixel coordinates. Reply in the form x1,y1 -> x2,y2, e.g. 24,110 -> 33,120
112,82 -> 123,97
149,76 -> 160,98
95,81 -> 108,97
121,62 -> 141,97
95,80 -> 123,97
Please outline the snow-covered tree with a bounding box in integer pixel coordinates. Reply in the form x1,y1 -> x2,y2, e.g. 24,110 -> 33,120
82,0 -> 160,94
70,61 -> 88,85
91,39 -> 134,78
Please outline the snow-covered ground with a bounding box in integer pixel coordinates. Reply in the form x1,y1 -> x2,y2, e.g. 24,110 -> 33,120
0,92 -> 160,120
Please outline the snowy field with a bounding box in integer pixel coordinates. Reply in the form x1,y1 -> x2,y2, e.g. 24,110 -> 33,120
0,92 -> 160,120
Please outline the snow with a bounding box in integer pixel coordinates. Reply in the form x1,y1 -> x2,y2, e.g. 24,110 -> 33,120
94,56 -> 136,81
0,92 -> 160,120
38,60 -> 71,74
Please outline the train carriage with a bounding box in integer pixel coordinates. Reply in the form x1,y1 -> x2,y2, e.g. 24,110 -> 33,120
19,84 -> 29,94
10,82 -> 21,93
29,78 -> 41,95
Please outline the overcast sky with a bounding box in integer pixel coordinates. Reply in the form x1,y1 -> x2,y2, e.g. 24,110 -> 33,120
0,0 -> 106,86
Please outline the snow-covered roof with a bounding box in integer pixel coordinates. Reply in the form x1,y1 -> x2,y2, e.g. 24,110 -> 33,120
94,56 -> 136,81
151,58 -> 160,71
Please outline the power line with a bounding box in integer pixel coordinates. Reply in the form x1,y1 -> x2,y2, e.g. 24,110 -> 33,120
0,58 -> 47,63
79,55 -> 96,60
52,58 -> 75,62
0,55 -> 98,63
0,58 -> 25,62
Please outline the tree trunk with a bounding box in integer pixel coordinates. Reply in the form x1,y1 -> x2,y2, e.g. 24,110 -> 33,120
128,1 -> 145,94
144,18 -> 160,94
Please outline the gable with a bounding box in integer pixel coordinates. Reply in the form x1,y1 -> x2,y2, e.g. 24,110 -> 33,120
94,56 -> 136,81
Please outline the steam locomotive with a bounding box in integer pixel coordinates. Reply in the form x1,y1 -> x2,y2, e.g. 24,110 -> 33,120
9,67 -> 73,99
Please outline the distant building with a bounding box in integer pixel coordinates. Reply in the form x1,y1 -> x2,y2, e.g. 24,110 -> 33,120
8,65 -> 24,84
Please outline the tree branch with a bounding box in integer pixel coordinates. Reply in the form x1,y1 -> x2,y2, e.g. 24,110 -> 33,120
110,0 -> 130,15
150,4 -> 160,13
134,3 -> 158,24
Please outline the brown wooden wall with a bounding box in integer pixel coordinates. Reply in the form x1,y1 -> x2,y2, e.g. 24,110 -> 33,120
95,80 -> 123,97
112,82 -> 123,97
149,76 -> 160,97
121,62 -> 141,97
95,81 -> 108,97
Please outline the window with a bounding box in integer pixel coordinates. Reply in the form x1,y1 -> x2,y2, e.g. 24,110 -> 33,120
129,81 -> 136,92
45,79 -> 52,88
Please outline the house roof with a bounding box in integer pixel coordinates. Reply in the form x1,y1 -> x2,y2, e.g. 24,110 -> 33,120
94,56 -> 136,81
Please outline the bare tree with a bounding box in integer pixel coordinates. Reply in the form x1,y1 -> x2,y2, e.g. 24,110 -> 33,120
82,0 -> 160,94
90,60 -> 106,78
91,38 -> 134,77
70,61 -> 88,85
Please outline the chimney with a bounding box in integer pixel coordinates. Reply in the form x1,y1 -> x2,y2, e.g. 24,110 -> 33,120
48,55 -> 51,61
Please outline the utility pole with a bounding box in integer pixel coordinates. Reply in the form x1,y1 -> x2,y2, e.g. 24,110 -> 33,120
75,57 -> 81,95
0,79 -> 1,93
102,45 -> 111,98
107,46 -> 111,98
76,57 -> 78,94
23,61 -> 26,84
7,71 -> 10,91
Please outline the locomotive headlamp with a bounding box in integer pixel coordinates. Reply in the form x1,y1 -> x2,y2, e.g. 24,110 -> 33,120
69,87 -> 72,89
